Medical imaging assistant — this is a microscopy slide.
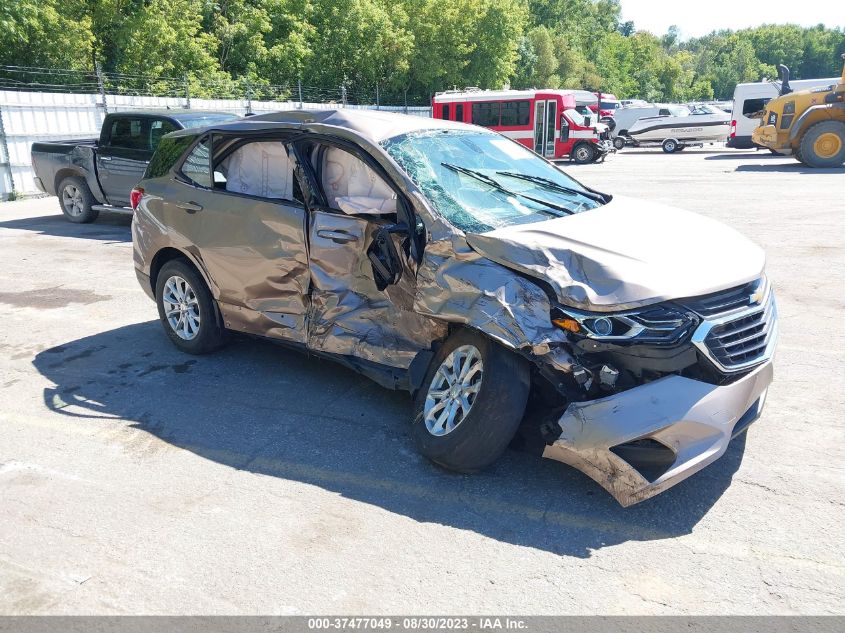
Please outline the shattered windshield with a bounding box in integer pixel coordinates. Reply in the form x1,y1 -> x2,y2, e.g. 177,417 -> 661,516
565,108 -> 589,126
381,129 -> 603,233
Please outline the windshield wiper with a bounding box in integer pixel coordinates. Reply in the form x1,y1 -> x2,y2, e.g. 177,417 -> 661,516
495,171 -> 605,203
441,163 -> 573,216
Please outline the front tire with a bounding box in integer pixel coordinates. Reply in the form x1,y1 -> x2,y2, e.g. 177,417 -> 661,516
58,176 -> 98,223
572,142 -> 597,164
612,136 -> 626,150
155,259 -> 226,355
411,330 -> 530,472
799,121 -> 845,168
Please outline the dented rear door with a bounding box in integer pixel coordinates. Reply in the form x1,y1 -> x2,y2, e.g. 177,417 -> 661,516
163,136 -> 310,342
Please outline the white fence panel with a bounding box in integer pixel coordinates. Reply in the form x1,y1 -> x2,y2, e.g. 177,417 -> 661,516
0,89 -> 431,200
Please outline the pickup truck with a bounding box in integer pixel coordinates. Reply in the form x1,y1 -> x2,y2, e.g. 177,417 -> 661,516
31,110 -> 239,223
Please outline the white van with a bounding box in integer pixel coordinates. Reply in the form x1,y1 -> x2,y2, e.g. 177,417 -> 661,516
729,77 -> 839,149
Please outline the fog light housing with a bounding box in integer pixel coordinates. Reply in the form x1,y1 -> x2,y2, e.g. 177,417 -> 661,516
610,438 -> 676,482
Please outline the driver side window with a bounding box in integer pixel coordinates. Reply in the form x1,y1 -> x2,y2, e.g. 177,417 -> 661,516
313,145 -> 398,217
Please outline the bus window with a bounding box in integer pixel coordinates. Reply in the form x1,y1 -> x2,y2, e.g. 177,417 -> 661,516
472,102 -> 501,127
501,101 -> 530,126
442,104 -> 451,120
455,104 -> 464,122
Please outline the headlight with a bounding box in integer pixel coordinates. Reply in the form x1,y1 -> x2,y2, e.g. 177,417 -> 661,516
552,304 -> 697,345
783,100 -> 795,114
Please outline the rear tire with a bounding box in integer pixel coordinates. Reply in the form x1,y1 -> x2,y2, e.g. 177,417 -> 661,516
662,138 -> 679,154
612,136 -> 626,150
155,259 -> 226,355
572,142 -> 597,164
411,329 -> 530,473
58,176 -> 98,223
799,121 -> 845,168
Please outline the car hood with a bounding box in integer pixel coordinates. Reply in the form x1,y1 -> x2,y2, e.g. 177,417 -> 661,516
463,195 -> 765,312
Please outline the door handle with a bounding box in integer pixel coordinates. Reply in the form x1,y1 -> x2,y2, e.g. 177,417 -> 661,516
99,156 -> 112,161
177,201 -> 203,213
316,229 -> 358,244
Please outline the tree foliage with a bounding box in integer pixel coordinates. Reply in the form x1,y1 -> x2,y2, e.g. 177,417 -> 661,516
1,0 -> 843,103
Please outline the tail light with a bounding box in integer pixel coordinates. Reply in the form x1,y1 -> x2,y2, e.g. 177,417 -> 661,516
130,187 -> 144,210
729,120 -> 737,138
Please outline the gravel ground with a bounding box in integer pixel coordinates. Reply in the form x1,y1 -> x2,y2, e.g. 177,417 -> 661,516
0,147 -> 843,615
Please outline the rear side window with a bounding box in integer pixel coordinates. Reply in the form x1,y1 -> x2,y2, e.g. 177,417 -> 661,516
742,98 -> 770,117
145,135 -> 195,179
108,117 -> 147,150
180,137 -> 212,188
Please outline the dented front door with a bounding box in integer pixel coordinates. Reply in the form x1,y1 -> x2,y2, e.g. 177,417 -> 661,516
306,209 -> 440,369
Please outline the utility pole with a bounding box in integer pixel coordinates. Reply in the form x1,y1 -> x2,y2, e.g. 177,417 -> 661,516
183,75 -> 191,109
376,84 -> 380,110
245,80 -> 252,115
298,79 -> 303,109
341,81 -> 347,107
95,62 -> 108,115
0,104 -> 16,201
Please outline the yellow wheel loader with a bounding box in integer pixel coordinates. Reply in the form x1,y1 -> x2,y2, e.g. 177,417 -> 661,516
752,55 -> 845,167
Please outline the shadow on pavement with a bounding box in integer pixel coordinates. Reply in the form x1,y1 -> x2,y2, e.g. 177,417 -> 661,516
32,321 -> 748,558
0,211 -> 132,242
733,163 -> 845,174
703,152 -> 779,160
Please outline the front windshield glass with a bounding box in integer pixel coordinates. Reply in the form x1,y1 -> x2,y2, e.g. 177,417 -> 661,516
381,129 -> 603,233
669,105 -> 691,116
690,104 -> 720,115
565,108 -> 588,126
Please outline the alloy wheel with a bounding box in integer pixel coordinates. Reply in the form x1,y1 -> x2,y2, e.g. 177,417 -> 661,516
423,345 -> 483,436
61,185 -> 84,217
162,275 -> 201,341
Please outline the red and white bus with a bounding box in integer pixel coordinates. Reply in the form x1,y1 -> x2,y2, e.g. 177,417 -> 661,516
432,89 -> 613,163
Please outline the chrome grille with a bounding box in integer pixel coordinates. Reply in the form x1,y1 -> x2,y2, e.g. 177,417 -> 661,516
682,279 -> 763,317
688,279 -> 778,373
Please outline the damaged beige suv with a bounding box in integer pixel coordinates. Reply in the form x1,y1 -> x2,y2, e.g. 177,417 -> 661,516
131,110 -> 777,506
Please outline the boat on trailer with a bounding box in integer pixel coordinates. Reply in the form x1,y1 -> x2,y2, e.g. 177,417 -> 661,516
625,104 -> 731,153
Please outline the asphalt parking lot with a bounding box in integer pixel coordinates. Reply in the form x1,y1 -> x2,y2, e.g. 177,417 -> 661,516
1,147 -> 843,615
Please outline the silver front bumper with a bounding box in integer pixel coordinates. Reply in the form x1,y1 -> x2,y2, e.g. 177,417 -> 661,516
596,140 -> 615,155
542,360 -> 774,506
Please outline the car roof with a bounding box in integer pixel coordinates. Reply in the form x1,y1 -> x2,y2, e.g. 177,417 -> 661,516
165,109 -> 478,144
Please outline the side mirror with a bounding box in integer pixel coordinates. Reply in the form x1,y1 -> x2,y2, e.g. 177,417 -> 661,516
367,224 -> 406,290
583,115 -> 592,127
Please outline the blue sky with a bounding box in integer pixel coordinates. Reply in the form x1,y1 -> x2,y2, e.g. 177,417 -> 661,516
619,0 -> 837,38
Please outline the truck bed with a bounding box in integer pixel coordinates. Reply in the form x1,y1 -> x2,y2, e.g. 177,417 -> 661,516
31,138 -> 99,154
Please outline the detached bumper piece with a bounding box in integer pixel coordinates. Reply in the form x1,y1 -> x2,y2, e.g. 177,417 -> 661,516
542,361 -> 773,506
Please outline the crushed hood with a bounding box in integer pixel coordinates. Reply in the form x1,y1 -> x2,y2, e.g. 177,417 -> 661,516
464,195 -> 765,312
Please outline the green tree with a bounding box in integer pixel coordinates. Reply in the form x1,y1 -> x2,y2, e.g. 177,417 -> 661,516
115,0 -> 230,95
0,0 -> 93,70
304,0 -> 413,100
